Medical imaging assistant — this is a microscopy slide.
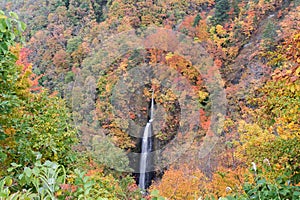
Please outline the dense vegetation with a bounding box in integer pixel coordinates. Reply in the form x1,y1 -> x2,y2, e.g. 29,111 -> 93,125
0,0 -> 299,199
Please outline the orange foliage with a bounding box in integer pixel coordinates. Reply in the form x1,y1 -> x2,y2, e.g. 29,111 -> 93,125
129,112 -> 136,120
165,53 -> 202,89
151,164 -> 250,199
85,159 -> 104,177
178,15 -> 197,37
144,29 -> 178,53
196,18 -> 210,42
151,164 -> 207,200
206,166 -> 251,198
242,9 -> 256,37
199,108 -> 211,133
214,59 -> 223,69
53,49 -> 69,69
280,5 -> 300,35
16,47 -> 31,72
15,47 -> 42,93
147,49 -> 166,64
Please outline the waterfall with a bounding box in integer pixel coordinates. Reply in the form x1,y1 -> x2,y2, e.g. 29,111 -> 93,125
139,123 -> 151,190
139,91 -> 154,190
150,91 -> 154,121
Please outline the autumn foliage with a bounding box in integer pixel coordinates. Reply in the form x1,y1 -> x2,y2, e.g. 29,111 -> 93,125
1,0 -> 300,199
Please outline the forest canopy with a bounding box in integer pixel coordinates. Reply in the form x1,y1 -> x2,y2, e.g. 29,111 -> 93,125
0,0 -> 300,199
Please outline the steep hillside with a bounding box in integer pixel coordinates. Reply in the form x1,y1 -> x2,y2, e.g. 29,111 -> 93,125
0,0 -> 299,199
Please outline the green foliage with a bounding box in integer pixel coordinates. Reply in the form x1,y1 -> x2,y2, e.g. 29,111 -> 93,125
193,14 -> 201,27
1,88 -> 78,169
64,71 -> 75,83
0,10 -> 25,123
262,21 -> 278,40
0,176 -> 37,199
59,161 -> 140,199
13,159 -> 66,200
0,11 -> 78,172
1,160 -> 65,200
0,10 -> 25,164
66,36 -> 82,53
1,159 -> 141,200
241,177 -> 300,200
91,0 -> 108,22
24,92 -> 78,163
224,167 -> 300,200
237,121 -> 300,184
212,0 -> 230,25
0,10 -> 26,55
71,168 -> 98,199
149,190 -> 166,200
261,20 -> 278,51
92,136 -> 132,172
1,2 -> 300,199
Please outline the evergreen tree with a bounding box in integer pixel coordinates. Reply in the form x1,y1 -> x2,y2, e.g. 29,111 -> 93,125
193,13 -> 201,27
213,0 -> 230,25
262,20 -> 278,51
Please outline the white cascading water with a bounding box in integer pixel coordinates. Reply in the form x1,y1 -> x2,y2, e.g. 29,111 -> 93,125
139,91 -> 154,190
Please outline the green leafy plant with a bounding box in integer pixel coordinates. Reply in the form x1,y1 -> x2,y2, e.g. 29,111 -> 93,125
6,160 -> 66,200
141,190 -> 166,200
0,10 -> 25,140
72,168 -> 97,200
0,10 -> 78,172
0,176 -> 37,200
0,160 -> 67,200
221,166 -> 300,200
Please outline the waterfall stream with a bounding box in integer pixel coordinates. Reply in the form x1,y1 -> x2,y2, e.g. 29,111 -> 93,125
139,91 -> 154,190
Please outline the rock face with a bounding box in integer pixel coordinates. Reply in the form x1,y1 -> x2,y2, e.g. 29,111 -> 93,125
222,14 -> 283,120
131,87 -> 181,188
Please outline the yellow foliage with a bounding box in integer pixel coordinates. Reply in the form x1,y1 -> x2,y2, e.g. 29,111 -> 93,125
165,52 -> 174,60
198,90 -> 209,102
215,25 -> 227,37
236,121 -> 276,161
